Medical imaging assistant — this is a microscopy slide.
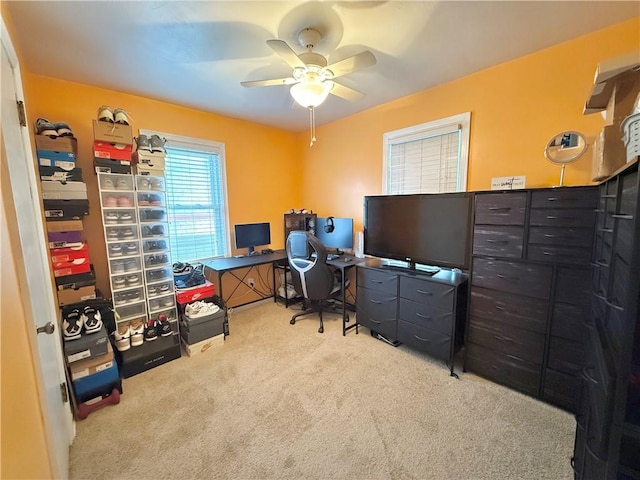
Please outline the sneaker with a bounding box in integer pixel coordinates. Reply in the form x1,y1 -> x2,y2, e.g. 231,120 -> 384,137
116,178 -> 129,190
137,194 -> 150,206
141,226 -> 153,237
54,122 -> 74,137
127,291 -> 141,302
157,254 -> 169,265
114,293 -> 127,305
113,108 -> 129,125
135,135 -> 152,153
125,242 -> 138,255
119,212 -> 133,223
138,178 -> 150,190
144,319 -> 158,341
105,212 -> 119,224
130,320 -> 144,346
161,296 -> 174,307
151,225 -> 165,236
35,118 -> 58,137
151,179 -> 163,190
126,274 -> 140,286
147,285 -> 158,296
157,239 -> 167,250
62,309 -> 82,341
111,261 -> 125,273
81,306 -> 102,333
121,228 -> 135,239
112,276 -> 126,289
102,178 -> 115,189
149,194 -> 162,206
117,196 -> 132,207
109,244 -> 122,256
157,314 -> 172,337
97,105 -> 114,123
147,255 -> 157,267
113,323 -> 131,351
150,135 -> 166,154
159,284 -> 171,294
124,260 -> 138,272
104,196 -> 118,207
107,229 -> 119,241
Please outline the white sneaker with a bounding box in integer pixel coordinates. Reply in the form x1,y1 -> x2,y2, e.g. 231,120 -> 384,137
113,324 -> 131,351
130,320 -> 144,347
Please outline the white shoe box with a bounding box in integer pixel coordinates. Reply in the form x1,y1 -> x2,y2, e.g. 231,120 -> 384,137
180,333 -> 224,357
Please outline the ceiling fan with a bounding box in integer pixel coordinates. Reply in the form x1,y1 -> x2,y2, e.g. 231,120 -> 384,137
241,27 -> 376,108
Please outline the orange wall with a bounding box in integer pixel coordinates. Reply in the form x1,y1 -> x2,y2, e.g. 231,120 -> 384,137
22,75 -> 302,296
301,17 -> 640,232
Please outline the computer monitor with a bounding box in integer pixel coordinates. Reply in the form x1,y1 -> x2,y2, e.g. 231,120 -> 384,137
315,217 -> 354,254
234,222 -> 271,255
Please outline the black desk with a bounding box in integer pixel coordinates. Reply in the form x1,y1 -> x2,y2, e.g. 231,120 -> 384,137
202,250 -> 287,307
327,255 -> 368,336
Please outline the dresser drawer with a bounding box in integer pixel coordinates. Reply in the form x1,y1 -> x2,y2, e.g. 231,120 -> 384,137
399,276 -> 454,310
399,298 -> 452,335
548,336 -> 584,376
542,368 -> 581,413
467,317 -> 545,364
619,169 -> 638,215
397,319 -> 451,361
529,208 -> 596,228
531,188 -> 598,209
472,257 -> 552,299
614,216 -> 636,264
555,266 -> 591,306
355,288 -> 397,339
357,267 -> 398,295
465,343 -> 541,397
474,192 -> 526,225
551,302 -> 587,341
470,287 -> 547,333
528,226 -> 593,248
527,243 -> 592,265
473,225 -> 523,258
610,253 -> 631,309
593,229 -> 613,267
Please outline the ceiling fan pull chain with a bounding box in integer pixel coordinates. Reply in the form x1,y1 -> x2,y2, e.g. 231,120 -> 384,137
309,106 -> 317,147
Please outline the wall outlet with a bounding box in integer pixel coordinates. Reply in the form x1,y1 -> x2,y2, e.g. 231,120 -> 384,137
248,278 -> 255,289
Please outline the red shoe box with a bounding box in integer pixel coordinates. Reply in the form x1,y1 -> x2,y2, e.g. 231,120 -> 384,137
93,141 -> 132,161
53,258 -> 91,277
175,281 -> 215,305
51,243 -> 89,263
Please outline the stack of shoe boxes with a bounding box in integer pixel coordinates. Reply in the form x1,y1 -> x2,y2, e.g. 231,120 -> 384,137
176,282 -> 228,357
35,120 -> 96,305
92,111 -> 133,174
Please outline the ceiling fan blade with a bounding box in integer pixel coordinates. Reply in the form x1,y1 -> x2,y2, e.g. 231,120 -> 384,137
266,39 -> 306,70
325,50 -> 376,78
329,81 -> 364,101
241,77 -> 297,87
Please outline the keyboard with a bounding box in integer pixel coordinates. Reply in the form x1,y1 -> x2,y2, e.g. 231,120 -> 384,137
327,254 -> 339,260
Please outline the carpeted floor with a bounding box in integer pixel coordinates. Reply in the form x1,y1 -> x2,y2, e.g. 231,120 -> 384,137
70,301 -> 575,479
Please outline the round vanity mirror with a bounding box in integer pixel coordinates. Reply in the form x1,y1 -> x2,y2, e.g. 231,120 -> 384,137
544,131 -> 588,186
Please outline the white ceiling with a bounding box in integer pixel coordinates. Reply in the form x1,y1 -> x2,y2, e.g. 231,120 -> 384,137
6,1 -> 639,132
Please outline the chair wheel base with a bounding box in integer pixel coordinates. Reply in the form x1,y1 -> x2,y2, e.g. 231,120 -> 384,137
318,326 -> 324,333
290,319 -> 296,325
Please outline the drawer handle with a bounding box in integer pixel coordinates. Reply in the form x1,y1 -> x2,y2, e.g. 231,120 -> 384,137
582,366 -> 597,383
597,228 -> 613,233
543,234 -> 575,239
542,251 -> 558,256
487,207 -> 511,211
493,334 -> 514,342
594,260 -> 609,267
370,299 -> 382,304
416,289 -> 432,296
605,299 -> 624,312
612,214 -> 633,220
370,319 -> 382,325
414,335 -> 430,342
546,216 -> 557,219
416,312 -> 432,320
485,239 -> 509,244
546,197 -> 559,201
494,303 -> 506,311
370,280 -> 383,284
496,273 -> 517,280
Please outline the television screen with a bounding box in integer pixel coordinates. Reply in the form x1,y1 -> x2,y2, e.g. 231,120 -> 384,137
315,217 -> 354,251
234,222 -> 271,255
364,193 -> 473,270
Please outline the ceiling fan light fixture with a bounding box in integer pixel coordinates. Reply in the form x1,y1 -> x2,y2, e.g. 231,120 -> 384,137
290,80 -> 332,108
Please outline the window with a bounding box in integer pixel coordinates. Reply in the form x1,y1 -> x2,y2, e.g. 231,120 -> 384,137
383,112 -> 471,194
141,131 -> 229,262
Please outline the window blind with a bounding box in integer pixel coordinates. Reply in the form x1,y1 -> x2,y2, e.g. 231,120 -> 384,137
387,128 -> 461,194
163,145 -> 228,262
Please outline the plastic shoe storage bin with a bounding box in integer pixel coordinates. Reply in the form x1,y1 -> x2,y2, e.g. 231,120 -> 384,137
622,113 -> 640,163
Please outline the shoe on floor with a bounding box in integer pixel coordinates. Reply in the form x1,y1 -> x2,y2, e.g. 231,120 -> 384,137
81,306 -> 102,333
97,105 -> 114,123
63,309 -> 83,341
113,323 -> 131,351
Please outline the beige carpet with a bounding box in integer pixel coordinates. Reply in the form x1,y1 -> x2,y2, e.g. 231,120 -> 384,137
70,301 -> 575,480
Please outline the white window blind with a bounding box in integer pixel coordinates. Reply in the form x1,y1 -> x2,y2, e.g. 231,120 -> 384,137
142,131 -> 229,262
383,112 -> 470,194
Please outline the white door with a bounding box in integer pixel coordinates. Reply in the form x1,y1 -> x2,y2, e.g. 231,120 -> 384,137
1,19 -> 73,478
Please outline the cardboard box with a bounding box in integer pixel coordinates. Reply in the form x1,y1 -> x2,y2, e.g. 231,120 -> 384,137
57,285 -> 96,306
93,141 -> 132,161
93,157 -> 132,174
93,120 -> 133,145
48,230 -> 82,245
46,219 -> 83,233
53,258 -> 91,277
117,336 -> 181,378
70,344 -> 114,381
39,166 -> 83,182
34,135 -> 78,154
56,266 -> 96,290
51,243 -> 89,263
180,315 -> 226,344
37,151 -> 76,171
43,199 -> 89,220
41,180 -> 87,200
175,281 -> 215,305
181,333 -> 224,357
63,325 -> 109,364
592,125 -> 627,181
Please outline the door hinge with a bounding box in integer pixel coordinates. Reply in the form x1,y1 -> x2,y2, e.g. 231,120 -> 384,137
16,101 -> 27,127
60,382 -> 69,404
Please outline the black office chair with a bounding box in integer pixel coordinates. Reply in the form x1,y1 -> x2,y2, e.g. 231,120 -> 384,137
286,230 -> 343,333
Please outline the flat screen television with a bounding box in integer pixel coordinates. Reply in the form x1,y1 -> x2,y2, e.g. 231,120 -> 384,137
315,217 -> 354,253
234,222 -> 271,255
363,192 -> 473,271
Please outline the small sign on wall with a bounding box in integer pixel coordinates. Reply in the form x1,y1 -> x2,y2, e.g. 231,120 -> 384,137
491,176 -> 526,190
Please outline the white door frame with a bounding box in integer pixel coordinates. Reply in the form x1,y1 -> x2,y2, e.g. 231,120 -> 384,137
1,16 -> 74,478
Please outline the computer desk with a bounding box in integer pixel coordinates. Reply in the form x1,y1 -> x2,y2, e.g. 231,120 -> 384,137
327,255 -> 368,336
202,250 -> 287,308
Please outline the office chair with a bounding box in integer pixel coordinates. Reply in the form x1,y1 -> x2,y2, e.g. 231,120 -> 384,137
286,230 -> 344,333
